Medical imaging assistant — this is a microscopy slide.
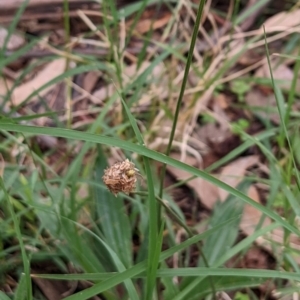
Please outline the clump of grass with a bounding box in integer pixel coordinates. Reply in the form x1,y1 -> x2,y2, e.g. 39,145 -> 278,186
0,0 -> 300,299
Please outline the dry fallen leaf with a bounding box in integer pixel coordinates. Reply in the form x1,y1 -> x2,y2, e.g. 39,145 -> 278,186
131,12 -> 171,34
12,58 -> 66,106
218,156 -> 300,263
196,123 -> 230,148
167,154 -> 219,209
0,27 -> 25,50
245,88 -> 280,125
218,155 -> 259,201
255,62 -> 300,93
32,274 -> 69,300
83,71 -> 99,93
240,185 -> 271,236
215,156 -> 265,238
245,185 -> 300,264
93,61 -> 165,102
93,84 -> 114,103
168,154 -> 300,263
261,8 -> 300,32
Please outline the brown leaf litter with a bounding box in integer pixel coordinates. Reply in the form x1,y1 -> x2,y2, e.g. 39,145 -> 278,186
168,153 -> 300,264
11,58 -> 66,106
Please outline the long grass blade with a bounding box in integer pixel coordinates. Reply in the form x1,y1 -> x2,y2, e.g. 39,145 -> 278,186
158,0 -> 206,197
0,123 -> 299,238
0,178 -> 32,300
264,27 -> 300,191
120,96 -> 159,299
61,218 -> 237,300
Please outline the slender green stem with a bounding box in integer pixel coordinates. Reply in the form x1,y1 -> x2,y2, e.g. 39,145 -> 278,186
158,0 -> 206,199
63,0 -> 72,128
156,1 -> 217,295
157,196 -> 216,298
263,28 -> 300,191
136,191 -> 217,298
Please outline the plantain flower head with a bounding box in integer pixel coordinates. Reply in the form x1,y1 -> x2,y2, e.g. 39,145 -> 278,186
102,159 -> 140,196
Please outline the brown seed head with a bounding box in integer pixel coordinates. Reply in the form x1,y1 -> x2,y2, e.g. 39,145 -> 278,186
102,159 -> 139,196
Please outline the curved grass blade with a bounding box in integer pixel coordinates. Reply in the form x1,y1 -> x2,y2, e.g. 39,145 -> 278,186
1,123 -> 299,239
120,95 -> 158,300
28,201 -> 139,300
50,218 -> 237,300
156,268 -> 300,281
0,291 -> 11,300
158,0 -> 206,197
0,38 -> 40,71
264,27 -> 300,191
14,273 -> 27,300
32,261 -> 299,283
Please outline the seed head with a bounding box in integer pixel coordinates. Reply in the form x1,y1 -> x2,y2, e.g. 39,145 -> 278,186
102,159 -> 140,196
126,169 -> 136,177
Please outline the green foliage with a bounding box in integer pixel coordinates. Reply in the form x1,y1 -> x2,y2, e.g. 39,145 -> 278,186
231,119 -> 250,134
1,0 -> 300,299
230,80 -> 251,102
234,291 -> 250,300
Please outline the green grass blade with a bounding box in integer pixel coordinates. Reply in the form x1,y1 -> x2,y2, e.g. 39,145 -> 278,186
120,96 -> 159,299
0,38 -> 40,71
200,184 -> 246,266
0,178 -> 32,300
1,123 -> 299,238
0,291 -> 11,300
215,223 -> 280,266
12,111 -> 61,122
281,184 -> 300,217
51,218 -> 238,300
145,220 -> 165,300
125,49 -> 172,107
14,273 -> 27,300
94,150 -> 133,268
167,129 -> 276,191
34,212 -> 278,299
124,0 -> 149,54
174,223 -> 280,299
156,268 -> 300,281
120,97 -> 144,145
32,264 -> 300,283
264,28 -> 300,191
190,277 -> 265,299
0,0 -> 29,57
234,0 -> 270,25
206,129 -> 276,172
158,0 -> 206,197
29,201 -> 139,299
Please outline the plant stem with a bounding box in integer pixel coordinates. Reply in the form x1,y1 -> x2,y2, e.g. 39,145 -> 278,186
158,0 -> 206,201
136,191 -> 217,298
